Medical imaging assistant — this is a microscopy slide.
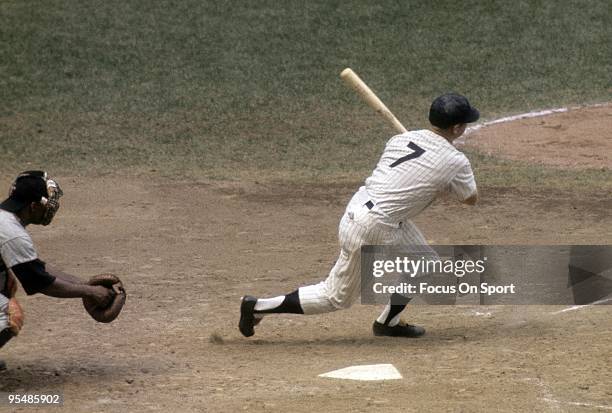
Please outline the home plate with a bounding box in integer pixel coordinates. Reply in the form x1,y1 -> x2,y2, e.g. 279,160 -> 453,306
318,364 -> 402,381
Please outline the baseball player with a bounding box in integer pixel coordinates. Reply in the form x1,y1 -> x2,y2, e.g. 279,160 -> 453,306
0,171 -> 114,360
239,93 -> 480,338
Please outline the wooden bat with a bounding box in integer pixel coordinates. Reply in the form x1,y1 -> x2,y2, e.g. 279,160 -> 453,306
340,68 -> 407,134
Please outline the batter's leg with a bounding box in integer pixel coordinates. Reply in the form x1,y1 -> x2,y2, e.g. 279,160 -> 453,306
374,220 -> 430,337
239,246 -> 359,337
376,293 -> 413,326
239,214 -> 366,337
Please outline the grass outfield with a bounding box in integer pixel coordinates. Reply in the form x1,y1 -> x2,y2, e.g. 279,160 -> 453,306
1,0 -> 610,188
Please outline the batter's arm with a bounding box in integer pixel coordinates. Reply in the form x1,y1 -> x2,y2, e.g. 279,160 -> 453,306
448,156 -> 478,204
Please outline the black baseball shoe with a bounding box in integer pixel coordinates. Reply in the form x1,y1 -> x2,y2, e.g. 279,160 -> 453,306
239,296 -> 258,337
0,360 -> 7,371
372,320 -> 425,338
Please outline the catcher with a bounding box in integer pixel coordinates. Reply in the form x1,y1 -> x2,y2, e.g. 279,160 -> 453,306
0,171 -> 125,364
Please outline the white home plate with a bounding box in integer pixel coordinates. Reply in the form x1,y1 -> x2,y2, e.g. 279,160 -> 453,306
318,364 -> 402,381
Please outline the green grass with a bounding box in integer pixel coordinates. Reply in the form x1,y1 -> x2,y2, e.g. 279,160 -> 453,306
465,149 -> 612,192
0,0 -> 610,189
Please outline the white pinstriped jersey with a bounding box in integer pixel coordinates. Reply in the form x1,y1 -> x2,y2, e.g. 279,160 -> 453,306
364,129 -> 477,221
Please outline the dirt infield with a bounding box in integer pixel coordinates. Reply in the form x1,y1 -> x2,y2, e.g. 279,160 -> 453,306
1,107 -> 611,412
465,104 -> 612,169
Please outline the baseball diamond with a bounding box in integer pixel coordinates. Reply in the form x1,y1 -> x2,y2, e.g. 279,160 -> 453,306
0,0 -> 611,412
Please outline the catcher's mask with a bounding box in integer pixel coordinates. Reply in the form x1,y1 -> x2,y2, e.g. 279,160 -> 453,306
0,170 -> 63,225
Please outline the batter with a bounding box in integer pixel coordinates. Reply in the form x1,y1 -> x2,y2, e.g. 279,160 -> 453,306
240,93 -> 480,338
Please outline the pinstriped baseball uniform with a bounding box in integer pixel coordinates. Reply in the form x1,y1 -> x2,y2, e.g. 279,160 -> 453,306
298,129 -> 477,314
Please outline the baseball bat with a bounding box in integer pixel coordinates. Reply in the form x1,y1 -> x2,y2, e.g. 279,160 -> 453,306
340,68 -> 408,134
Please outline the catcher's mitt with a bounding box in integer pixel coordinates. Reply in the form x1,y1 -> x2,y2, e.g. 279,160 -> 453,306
82,274 -> 126,323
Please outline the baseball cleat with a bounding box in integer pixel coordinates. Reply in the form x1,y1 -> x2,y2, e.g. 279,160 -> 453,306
239,295 -> 258,337
372,320 -> 425,338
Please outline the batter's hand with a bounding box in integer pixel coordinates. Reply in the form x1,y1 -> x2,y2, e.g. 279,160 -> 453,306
8,298 -> 24,335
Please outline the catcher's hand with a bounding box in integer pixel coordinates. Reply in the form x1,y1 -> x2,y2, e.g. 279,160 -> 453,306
8,298 -> 24,335
82,274 -> 126,323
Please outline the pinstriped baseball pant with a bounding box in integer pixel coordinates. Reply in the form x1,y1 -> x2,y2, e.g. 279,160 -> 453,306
298,193 -> 432,315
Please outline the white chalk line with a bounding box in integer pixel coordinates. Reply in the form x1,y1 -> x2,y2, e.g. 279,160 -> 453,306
550,297 -> 612,315
541,398 -> 612,411
459,296 -> 612,317
456,102 -> 610,146
523,378 -> 563,412
524,378 -> 612,411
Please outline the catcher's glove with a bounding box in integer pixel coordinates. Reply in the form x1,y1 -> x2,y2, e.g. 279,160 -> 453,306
82,274 -> 126,323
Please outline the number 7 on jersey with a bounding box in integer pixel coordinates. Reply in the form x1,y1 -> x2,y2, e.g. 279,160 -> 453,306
390,141 -> 426,167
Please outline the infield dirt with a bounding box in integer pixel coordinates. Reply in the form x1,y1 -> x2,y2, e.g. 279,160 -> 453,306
0,107 -> 611,412
465,104 -> 612,169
